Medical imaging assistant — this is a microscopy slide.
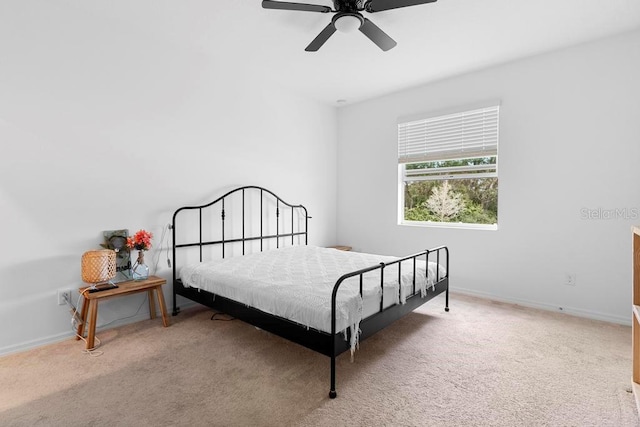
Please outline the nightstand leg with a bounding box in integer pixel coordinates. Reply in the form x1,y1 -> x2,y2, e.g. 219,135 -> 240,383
148,289 -> 156,319
86,300 -> 98,350
76,295 -> 88,340
155,285 -> 169,327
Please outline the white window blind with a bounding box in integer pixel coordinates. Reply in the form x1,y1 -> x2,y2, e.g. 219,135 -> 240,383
398,105 -> 499,164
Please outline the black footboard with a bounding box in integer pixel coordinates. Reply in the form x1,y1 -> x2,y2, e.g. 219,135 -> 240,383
328,245 -> 449,398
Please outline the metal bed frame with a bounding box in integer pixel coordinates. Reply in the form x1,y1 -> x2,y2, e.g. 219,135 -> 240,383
171,185 -> 449,398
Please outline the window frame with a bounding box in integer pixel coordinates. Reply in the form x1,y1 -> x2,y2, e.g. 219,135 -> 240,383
397,103 -> 500,230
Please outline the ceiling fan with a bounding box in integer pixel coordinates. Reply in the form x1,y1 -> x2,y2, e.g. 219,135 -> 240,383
262,0 -> 437,52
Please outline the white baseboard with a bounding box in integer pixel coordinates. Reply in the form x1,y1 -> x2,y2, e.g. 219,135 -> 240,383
0,298 -> 199,357
452,287 -> 631,326
0,311 -> 155,357
0,331 -> 76,357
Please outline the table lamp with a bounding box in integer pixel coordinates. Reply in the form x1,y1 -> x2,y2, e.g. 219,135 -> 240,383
81,249 -> 118,292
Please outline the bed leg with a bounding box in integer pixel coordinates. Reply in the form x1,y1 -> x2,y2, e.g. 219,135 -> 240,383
172,292 -> 180,316
444,283 -> 450,312
329,355 -> 337,399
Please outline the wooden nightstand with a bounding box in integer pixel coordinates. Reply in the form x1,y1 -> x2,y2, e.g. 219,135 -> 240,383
76,275 -> 169,350
329,245 -> 352,251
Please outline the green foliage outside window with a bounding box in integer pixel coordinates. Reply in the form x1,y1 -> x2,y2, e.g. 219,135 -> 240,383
404,158 -> 498,225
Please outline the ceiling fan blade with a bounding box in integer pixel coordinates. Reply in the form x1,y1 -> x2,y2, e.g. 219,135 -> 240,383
365,0 -> 437,13
262,0 -> 332,13
305,23 -> 337,51
359,18 -> 396,51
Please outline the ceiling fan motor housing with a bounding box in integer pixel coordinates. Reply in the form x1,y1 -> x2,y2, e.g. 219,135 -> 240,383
333,0 -> 364,13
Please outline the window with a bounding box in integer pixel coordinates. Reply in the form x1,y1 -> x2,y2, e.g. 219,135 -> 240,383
398,104 -> 499,229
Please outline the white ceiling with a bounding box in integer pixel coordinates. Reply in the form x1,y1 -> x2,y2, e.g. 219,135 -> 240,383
62,0 -> 640,106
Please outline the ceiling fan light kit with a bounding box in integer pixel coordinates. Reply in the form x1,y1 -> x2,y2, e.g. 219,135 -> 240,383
262,0 -> 438,52
334,13 -> 363,33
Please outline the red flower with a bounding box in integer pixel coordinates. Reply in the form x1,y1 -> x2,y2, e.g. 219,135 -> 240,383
127,229 -> 153,251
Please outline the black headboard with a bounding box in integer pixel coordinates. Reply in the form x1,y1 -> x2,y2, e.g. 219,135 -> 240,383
171,186 -> 310,284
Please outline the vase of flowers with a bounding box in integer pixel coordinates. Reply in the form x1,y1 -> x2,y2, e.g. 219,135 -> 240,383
127,229 -> 153,281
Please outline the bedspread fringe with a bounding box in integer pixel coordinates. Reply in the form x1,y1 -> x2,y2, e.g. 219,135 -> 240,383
419,280 -> 438,298
349,321 -> 361,362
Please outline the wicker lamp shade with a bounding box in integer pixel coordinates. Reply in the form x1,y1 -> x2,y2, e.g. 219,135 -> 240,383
81,249 -> 117,284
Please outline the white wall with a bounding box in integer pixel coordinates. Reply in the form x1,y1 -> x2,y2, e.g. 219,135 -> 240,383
337,30 -> 640,324
0,3 -> 338,354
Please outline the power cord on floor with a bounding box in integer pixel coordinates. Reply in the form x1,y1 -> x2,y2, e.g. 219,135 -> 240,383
67,289 -> 104,356
76,334 -> 103,357
211,312 -> 235,321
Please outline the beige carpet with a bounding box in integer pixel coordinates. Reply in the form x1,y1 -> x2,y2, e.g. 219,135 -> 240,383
0,293 -> 637,426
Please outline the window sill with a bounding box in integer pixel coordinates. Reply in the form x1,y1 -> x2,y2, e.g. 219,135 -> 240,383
398,221 -> 498,231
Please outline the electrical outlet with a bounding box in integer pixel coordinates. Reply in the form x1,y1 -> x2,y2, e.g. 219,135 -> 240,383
564,273 -> 576,286
57,289 -> 72,305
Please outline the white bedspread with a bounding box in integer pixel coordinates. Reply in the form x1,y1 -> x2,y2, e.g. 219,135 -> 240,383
179,245 -> 445,342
